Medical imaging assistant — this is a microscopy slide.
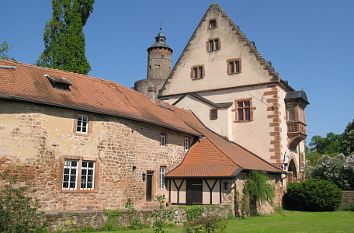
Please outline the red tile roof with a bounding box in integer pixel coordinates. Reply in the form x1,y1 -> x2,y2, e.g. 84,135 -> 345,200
0,59 -> 282,177
167,111 -> 283,177
0,59 -> 199,136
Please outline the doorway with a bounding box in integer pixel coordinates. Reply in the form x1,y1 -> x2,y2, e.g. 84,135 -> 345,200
186,179 -> 203,205
146,171 -> 154,202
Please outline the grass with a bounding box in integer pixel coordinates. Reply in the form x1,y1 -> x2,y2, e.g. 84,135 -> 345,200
77,210 -> 354,233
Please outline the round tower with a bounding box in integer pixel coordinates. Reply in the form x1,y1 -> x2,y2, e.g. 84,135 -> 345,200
134,28 -> 173,100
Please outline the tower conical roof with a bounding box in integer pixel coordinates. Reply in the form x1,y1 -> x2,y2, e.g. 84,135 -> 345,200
147,27 -> 173,52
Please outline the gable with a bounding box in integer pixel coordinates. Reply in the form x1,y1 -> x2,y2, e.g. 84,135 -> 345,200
160,4 -> 280,97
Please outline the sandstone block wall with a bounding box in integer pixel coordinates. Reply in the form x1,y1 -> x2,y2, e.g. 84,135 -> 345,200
0,99 -> 192,212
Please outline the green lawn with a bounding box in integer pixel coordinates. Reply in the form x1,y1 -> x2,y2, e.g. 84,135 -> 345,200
82,211 -> 354,233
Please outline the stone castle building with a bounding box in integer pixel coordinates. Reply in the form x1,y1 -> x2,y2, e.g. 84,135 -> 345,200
135,3 -> 309,181
0,3 -> 306,228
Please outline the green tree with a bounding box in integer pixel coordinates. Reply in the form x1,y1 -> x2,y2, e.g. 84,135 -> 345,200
0,42 -> 15,61
0,42 -> 10,59
309,132 -> 342,156
37,0 -> 94,74
341,118 -> 354,156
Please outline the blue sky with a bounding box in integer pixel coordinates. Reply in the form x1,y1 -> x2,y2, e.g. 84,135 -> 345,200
1,0 -> 353,140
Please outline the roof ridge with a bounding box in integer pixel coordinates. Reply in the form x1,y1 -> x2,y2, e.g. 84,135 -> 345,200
159,3 -> 282,97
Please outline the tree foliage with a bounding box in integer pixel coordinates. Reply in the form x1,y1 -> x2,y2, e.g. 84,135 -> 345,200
306,154 -> 354,190
36,0 -> 94,74
341,118 -> 354,156
0,173 -> 46,233
309,132 -> 342,156
0,42 -> 10,59
0,42 -> 15,61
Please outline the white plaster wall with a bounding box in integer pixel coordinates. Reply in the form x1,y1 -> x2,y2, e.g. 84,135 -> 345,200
162,8 -> 273,96
199,85 -> 273,161
174,96 -> 230,138
170,179 -> 186,204
277,86 -> 289,160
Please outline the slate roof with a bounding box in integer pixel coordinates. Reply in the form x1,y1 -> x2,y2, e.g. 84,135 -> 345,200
0,59 -> 283,177
285,90 -> 309,105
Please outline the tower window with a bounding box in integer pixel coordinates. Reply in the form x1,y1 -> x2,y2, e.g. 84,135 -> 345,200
207,38 -> 220,52
227,59 -> 241,75
191,65 -> 204,80
209,19 -> 217,29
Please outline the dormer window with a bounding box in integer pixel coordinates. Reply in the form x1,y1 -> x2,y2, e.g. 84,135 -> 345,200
45,74 -> 72,91
209,19 -> 217,29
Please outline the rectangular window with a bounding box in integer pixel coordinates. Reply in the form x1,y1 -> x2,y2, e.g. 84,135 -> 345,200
207,38 -> 220,52
227,59 -> 241,75
287,107 -> 295,122
184,137 -> 189,151
159,166 -> 166,189
209,19 -> 217,29
62,159 -> 96,191
81,160 -> 95,190
76,114 -> 88,134
160,132 -> 166,147
236,99 -> 252,122
210,109 -> 218,120
191,65 -> 204,80
62,160 -> 78,190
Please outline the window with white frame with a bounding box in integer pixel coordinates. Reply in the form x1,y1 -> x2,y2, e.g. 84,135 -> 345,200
62,159 -> 96,191
160,132 -> 166,147
184,137 -> 189,151
160,166 -> 166,189
62,160 -> 79,190
76,114 -> 88,134
81,160 -> 95,190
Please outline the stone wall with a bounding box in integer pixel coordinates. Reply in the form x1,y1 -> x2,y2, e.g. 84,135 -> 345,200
342,191 -> 354,206
45,205 -> 231,232
0,99 -> 193,212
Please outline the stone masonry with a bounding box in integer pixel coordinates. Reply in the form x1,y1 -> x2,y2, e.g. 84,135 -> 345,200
0,99 -> 193,212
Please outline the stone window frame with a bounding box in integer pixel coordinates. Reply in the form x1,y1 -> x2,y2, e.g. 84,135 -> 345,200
209,19 -> 217,29
232,98 -> 256,123
206,38 -> 221,52
160,132 -> 166,147
59,156 -> 99,193
190,65 -> 205,80
184,137 -> 190,151
159,166 -> 167,190
227,58 -> 242,75
73,113 -> 93,136
210,109 -> 218,120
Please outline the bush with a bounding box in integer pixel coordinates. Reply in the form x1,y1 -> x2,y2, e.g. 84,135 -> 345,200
284,179 -> 342,211
0,173 -> 47,233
